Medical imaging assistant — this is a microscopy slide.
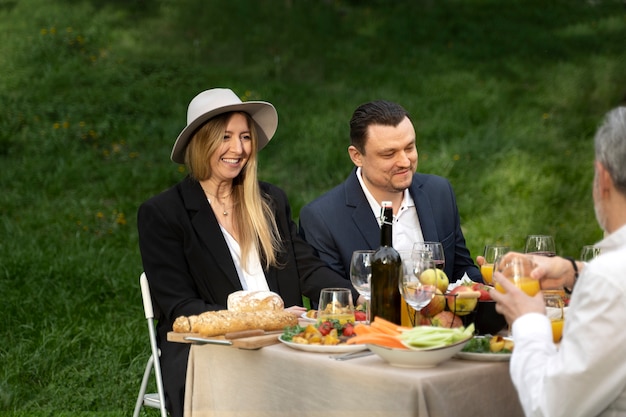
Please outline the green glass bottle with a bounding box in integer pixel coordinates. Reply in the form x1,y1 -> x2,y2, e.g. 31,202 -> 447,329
370,201 -> 402,324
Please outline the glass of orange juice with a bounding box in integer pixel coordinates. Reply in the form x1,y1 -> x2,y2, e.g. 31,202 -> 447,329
544,291 -> 565,343
481,245 -> 510,285
495,255 -> 541,296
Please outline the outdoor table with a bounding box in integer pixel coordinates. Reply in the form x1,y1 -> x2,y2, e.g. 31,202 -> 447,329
182,340 -> 524,417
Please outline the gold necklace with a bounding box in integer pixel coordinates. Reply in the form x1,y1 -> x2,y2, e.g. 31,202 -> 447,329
203,189 -> 233,216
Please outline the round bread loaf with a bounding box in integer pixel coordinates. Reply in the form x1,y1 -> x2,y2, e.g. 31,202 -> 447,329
227,290 -> 284,312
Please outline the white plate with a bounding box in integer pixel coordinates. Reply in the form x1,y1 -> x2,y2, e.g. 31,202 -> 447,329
455,351 -> 511,362
278,335 -> 367,354
300,313 -> 317,323
455,336 -> 513,361
368,336 -> 471,368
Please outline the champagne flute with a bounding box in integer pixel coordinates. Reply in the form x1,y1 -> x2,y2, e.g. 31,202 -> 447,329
413,241 -> 445,271
481,245 -> 510,285
349,250 -> 375,323
524,235 -> 556,257
580,245 -> 601,262
399,255 -> 437,326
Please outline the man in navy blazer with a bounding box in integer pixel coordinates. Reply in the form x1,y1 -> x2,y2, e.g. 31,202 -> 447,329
299,100 -> 482,284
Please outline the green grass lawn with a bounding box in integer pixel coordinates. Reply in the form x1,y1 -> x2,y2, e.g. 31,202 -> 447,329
1,0 -> 625,414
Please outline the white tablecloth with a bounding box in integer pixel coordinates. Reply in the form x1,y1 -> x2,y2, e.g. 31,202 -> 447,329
184,342 -> 523,417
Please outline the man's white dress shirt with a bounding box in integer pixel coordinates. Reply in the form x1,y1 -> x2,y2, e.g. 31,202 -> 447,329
510,224 -> 626,417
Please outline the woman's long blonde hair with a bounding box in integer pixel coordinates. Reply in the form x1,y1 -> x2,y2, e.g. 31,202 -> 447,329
184,111 -> 282,270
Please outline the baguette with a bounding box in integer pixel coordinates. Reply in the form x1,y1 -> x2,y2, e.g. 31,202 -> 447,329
173,310 -> 297,337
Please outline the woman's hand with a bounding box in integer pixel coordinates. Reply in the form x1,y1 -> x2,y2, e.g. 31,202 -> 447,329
284,305 -> 307,317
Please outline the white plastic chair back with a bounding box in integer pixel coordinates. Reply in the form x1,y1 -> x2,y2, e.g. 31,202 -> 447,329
133,272 -> 168,417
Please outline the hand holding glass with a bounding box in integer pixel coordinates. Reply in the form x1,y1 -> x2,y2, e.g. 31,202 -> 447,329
495,255 -> 541,296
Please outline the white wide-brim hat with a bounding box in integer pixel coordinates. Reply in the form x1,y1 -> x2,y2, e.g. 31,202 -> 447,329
171,88 -> 278,164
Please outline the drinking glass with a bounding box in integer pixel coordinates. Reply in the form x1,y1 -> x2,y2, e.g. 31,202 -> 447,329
580,245 -> 601,262
318,288 -> 355,325
481,245 -> 510,285
544,291 -> 565,343
495,255 -> 541,296
413,241 -> 445,271
524,235 -> 556,257
349,250 -> 375,323
399,255 -> 437,325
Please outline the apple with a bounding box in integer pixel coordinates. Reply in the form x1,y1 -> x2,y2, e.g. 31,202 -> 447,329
446,285 -> 480,316
419,268 -> 449,294
430,311 -> 463,328
471,283 -> 493,301
419,288 -> 445,318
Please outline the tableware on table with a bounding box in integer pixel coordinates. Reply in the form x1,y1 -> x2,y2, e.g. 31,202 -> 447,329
331,350 -> 375,361
495,255 -> 541,296
413,241 -> 445,271
524,235 -> 556,257
544,290 -> 565,343
350,250 -> 374,323
399,255 -> 437,325
455,336 -> 513,361
367,335 -> 471,368
278,335 -> 367,353
481,245 -> 510,285
317,288 -> 355,325
580,245 -> 601,262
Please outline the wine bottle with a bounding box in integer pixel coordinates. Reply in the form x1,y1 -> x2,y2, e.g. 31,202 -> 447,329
370,201 -> 402,324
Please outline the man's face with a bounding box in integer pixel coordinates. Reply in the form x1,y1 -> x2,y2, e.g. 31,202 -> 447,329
351,116 -> 418,195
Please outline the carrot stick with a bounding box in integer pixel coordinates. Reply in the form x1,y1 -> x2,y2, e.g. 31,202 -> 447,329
346,334 -> 407,349
353,324 -> 374,335
370,321 -> 402,336
371,316 -> 406,334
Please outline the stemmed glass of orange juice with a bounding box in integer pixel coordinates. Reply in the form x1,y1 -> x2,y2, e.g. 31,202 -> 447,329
494,255 -> 541,296
544,291 -> 565,343
481,245 -> 510,285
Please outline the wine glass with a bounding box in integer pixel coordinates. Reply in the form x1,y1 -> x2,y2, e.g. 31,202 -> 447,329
399,255 -> 437,325
413,241 -> 445,271
544,290 -> 565,343
349,250 -> 375,323
481,245 -> 510,285
317,288 -> 355,325
494,254 -> 541,296
580,245 -> 601,262
524,235 -> 556,257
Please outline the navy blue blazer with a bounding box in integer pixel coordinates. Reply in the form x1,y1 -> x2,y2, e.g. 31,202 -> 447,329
138,176 -> 354,417
299,168 -> 482,283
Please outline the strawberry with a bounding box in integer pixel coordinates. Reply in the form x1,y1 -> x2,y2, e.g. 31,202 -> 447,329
318,321 -> 333,336
342,322 -> 355,337
354,311 -> 367,322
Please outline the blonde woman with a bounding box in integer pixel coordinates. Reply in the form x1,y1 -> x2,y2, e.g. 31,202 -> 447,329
138,88 -> 355,417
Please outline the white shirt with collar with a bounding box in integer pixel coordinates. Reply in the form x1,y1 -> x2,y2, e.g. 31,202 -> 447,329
510,224 -> 626,417
355,167 -> 424,255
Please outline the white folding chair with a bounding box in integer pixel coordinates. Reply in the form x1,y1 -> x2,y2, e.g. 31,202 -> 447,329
133,272 -> 168,417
